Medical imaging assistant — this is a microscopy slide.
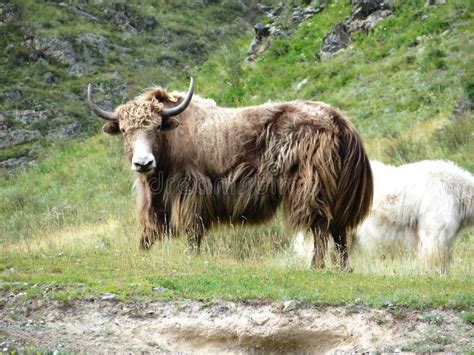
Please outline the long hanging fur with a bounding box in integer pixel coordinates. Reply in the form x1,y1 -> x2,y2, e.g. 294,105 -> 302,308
352,160 -> 474,271
112,86 -> 373,266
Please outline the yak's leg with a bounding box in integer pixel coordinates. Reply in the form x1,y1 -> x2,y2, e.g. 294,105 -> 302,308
140,228 -> 157,250
139,214 -> 168,250
311,225 -> 330,269
186,220 -> 205,253
418,220 -> 458,274
331,227 -> 349,270
187,231 -> 203,252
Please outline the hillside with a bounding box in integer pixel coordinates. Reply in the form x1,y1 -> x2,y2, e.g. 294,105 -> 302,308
2,0 -> 471,240
1,0 -> 473,352
0,0 -> 270,171
197,0 -> 473,169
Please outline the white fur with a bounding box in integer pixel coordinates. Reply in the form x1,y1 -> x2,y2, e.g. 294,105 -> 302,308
352,160 -> 474,269
131,131 -> 156,172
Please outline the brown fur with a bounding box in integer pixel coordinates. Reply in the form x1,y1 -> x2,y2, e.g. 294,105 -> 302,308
110,86 -> 373,268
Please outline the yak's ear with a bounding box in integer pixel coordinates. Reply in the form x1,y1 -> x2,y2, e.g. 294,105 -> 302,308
161,117 -> 180,131
102,121 -> 121,135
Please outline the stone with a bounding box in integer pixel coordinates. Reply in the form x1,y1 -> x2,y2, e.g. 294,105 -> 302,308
0,157 -> 29,170
11,109 -> 48,125
100,293 -> 117,301
292,8 -> 304,24
0,89 -> 23,104
282,300 -> 298,312
295,78 -> 308,92
153,287 -> 170,293
255,3 -> 272,13
32,33 -> 110,76
254,23 -> 271,38
0,2 -> 20,25
348,9 -> 393,33
351,0 -> 389,20
251,314 -> 269,325
0,114 -> 9,130
102,3 -> 157,33
43,72 -> 61,84
46,123 -> 82,140
58,3 -> 99,21
247,36 -> 261,56
77,33 -> 110,57
321,22 -> 350,55
33,36 -> 77,68
0,129 -> 42,148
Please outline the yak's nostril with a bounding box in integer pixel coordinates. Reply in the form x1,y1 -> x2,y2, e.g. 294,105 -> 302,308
133,159 -> 154,171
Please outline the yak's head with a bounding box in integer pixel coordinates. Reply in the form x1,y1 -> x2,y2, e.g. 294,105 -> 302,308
87,78 -> 194,174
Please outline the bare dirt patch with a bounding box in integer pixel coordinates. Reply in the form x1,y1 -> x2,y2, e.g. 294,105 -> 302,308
1,296 -> 472,353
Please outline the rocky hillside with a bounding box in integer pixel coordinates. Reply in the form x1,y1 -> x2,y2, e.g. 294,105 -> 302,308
0,0 -> 272,171
1,0 -> 472,174
198,0 -> 473,169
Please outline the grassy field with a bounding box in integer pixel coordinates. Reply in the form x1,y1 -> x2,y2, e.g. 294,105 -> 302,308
1,0 -> 473,310
1,137 -> 473,309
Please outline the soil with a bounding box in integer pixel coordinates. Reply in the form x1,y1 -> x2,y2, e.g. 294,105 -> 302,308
1,294 -> 472,353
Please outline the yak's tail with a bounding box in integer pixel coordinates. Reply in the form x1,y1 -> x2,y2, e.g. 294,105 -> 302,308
331,114 -> 373,232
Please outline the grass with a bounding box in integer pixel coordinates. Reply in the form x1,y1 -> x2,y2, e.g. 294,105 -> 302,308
0,0 -> 272,162
198,0 -> 474,169
1,215 -> 473,308
1,0 -> 473,309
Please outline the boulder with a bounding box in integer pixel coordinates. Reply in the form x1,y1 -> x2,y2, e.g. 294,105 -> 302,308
46,123 -> 82,140
58,2 -> 99,21
0,90 -> 22,104
10,109 -> 48,125
32,33 -> 110,76
0,2 -> 20,25
102,3 -> 157,33
0,114 -> 9,130
0,156 -> 29,170
321,22 -> 350,55
254,23 -> 271,38
0,129 -> 42,148
351,0 -> 389,20
348,9 -> 393,33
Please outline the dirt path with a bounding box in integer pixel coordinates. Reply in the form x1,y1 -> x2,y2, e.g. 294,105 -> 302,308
1,294 -> 472,353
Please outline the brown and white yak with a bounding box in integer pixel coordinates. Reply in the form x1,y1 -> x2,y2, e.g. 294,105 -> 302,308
87,78 -> 373,269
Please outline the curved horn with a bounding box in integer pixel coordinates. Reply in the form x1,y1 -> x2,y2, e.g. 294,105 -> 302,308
161,77 -> 194,118
87,84 -> 118,121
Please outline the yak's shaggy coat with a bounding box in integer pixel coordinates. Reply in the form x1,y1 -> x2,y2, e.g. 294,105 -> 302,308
96,86 -> 373,268
352,160 -> 474,270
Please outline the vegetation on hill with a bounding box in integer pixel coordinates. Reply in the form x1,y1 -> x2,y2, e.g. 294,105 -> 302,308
0,0 -> 270,167
198,0 -> 473,169
1,0 -> 473,317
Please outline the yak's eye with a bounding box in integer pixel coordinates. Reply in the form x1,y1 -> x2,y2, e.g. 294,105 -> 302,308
120,127 -> 125,133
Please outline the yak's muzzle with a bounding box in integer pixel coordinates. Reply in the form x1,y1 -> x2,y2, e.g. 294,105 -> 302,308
131,132 -> 156,174
132,155 -> 155,173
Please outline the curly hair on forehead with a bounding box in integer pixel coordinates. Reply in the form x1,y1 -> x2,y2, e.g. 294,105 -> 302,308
116,87 -> 182,129
136,86 -> 179,104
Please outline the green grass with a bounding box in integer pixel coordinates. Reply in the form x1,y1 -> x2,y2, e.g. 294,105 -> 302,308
1,219 -> 473,308
198,0 -> 474,169
0,0 -> 272,162
1,0 -> 473,308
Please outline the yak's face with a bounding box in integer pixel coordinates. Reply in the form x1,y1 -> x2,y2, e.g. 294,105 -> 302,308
87,78 -> 194,175
103,102 -> 179,175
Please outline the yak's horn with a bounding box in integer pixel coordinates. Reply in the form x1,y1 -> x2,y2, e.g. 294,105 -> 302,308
87,84 -> 118,121
161,77 -> 194,118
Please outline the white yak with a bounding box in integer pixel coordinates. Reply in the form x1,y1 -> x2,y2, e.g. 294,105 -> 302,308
293,160 -> 474,271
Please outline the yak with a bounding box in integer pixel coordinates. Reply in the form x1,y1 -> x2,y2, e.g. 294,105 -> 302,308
352,160 -> 474,272
87,78 -> 373,269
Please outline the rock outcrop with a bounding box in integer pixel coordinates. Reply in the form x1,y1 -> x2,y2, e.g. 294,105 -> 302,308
320,0 -> 393,57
